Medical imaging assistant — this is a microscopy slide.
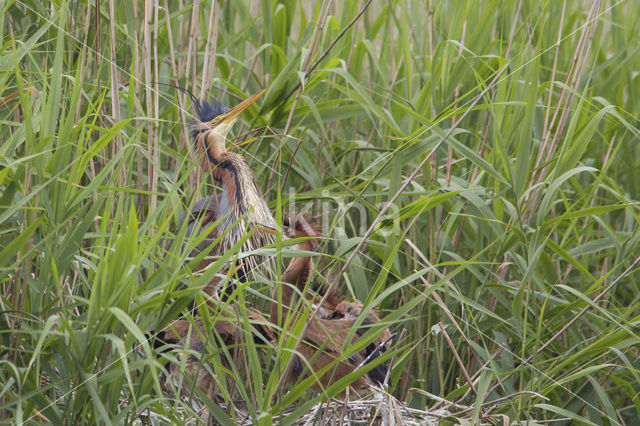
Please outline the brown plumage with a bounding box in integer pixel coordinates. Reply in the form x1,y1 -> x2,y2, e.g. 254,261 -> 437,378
153,91 -> 279,416
271,214 -> 392,393
155,214 -> 391,402
154,304 -> 275,395
172,90 -> 276,300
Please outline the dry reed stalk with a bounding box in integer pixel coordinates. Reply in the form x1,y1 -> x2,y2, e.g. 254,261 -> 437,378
107,0 -> 123,187
199,0 -> 219,101
151,1 -> 160,215
525,0 -> 601,223
143,0 -> 155,214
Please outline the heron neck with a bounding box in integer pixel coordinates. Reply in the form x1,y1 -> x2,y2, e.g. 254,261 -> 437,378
198,130 -> 264,217
271,242 -> 315,327
212,153 -> 255,211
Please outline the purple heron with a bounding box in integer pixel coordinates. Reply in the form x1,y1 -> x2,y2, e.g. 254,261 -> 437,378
271,214 -> 392,393
169,89 -> 276,300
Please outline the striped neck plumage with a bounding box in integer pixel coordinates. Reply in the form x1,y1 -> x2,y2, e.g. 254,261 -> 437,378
195,128 -> 268,219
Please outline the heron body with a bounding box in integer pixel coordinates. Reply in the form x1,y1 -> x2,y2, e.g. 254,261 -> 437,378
174,90 -> 275,295
155,303 -> 275,393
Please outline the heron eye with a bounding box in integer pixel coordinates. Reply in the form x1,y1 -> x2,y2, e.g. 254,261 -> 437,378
211,117 -> 221,126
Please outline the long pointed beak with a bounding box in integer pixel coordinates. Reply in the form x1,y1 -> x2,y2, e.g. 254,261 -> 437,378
259,224 -> 299,240
217,90 -> 265,125
258,225 -> 278,235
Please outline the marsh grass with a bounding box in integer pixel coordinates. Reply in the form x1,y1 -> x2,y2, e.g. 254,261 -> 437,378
2,0 -> 640,424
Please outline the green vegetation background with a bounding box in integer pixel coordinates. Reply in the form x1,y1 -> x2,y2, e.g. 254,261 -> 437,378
1,0 -> 639,424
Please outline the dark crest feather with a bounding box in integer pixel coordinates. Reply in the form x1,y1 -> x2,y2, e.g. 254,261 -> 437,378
195,98 -> 228,122
154,82 -> 228,122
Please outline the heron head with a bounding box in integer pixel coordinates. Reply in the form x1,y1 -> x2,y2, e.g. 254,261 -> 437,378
192,90 -> 265,151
